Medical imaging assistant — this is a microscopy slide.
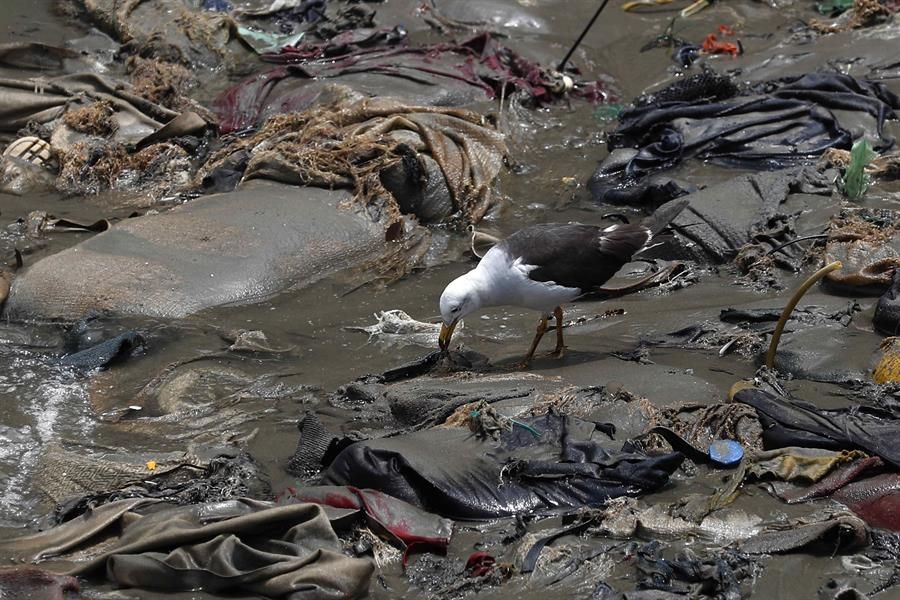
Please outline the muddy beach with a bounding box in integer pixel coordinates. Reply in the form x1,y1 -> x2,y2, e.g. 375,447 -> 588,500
1,0 -> 900,598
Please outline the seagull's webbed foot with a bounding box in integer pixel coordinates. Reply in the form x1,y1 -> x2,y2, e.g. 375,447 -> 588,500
517,315 -> 550,369
513,358 -> 533,370
546,347 -> 566,359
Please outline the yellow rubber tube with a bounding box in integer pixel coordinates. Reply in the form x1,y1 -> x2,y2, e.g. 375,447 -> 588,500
765,261 -> 843,369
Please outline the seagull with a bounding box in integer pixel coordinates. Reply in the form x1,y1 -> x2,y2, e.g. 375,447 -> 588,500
438,199 -> 688,365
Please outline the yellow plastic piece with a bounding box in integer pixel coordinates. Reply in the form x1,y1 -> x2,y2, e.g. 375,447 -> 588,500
873,337 -> 900,384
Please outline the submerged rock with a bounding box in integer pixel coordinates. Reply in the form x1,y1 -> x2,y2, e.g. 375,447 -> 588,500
4,181 -> 412,319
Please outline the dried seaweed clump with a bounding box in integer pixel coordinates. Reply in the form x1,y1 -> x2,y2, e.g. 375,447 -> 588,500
828,213 -> 898,245
202,106 -> 398,221
199,98 -> 507,226
62,101 -> 118,137
810,0 -> 893,32
57,141 -> 190,196
126,56 -> 192,110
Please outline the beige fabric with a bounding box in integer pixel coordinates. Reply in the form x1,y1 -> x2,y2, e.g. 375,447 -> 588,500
0,498 -> 373,599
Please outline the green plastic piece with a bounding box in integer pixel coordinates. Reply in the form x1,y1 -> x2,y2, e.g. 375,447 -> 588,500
593,104 -> 624,122
841,139 -> 877,200
815,0 -> 853,16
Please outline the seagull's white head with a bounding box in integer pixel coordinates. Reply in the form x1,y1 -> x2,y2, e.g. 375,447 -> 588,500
438,273 -> 482,350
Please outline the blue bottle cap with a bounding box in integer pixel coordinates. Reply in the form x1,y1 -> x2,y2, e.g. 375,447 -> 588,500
708,439 -> 743,467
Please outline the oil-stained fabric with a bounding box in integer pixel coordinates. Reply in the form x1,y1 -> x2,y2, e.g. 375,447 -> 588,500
589,72 -> 900,205
734,388 -> 900,469
0,498 -> 373,599
822,208 -> 900,296
641,168 -> 831,265
65,0 -> 237,68
323,412 -> 684,519
2,182 -> 393,320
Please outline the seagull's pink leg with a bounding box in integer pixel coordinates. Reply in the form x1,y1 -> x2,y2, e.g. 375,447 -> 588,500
518,315 -> 549,368
548,306 -> 566,358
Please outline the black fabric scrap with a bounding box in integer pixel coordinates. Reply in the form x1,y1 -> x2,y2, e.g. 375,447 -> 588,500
59,331 -> 144,370
629,426 -> 711,464
734,388 -> 900,469
590,72 -> 900,205
655,168 -> 830,264
323,412 -> 683,519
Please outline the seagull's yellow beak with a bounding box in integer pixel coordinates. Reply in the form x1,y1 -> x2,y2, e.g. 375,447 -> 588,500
439,320 -> 458,351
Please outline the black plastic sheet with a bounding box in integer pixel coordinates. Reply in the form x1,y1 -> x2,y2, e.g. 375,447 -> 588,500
590,73 -> 900,205
323,412 -> 683,519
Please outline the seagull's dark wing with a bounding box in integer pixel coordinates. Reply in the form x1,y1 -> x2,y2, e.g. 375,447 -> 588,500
499,223 -> 651,291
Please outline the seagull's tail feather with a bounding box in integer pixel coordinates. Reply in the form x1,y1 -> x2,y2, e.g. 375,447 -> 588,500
642,198 -> 689,238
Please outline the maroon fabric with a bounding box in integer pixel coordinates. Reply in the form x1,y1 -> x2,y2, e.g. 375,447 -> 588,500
833,473 -> 900,531
775,456 -> 900,531
215,32 -> 615,133
465,551 -> 496,577
780,456 -> 884,504
278,485 -> 453,553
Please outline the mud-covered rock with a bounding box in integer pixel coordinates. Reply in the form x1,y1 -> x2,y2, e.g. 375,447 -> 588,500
4,181 -> 420,319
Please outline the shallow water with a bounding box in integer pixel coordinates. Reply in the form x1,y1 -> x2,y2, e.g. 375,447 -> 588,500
0,0 -> 899,597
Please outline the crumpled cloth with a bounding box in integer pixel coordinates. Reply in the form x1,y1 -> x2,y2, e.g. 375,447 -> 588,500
0,72 -> 210,196
279,486 -> 453,554
59,331 -> 144,370
747,446 -> 869,484
202,96 -> 507,224
323,412 -> 684,519
590,72 -> 900,205
66,0 -> 236,67
736,512 -> 870,554
217,32 -> 612,135
0,498 -> 372,599
0,73 -> 177,138
606,168 -> 831,266
734,388 -> 900,469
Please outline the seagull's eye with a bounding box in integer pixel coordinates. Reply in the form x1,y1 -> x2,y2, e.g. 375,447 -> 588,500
451,305 -> 460,313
